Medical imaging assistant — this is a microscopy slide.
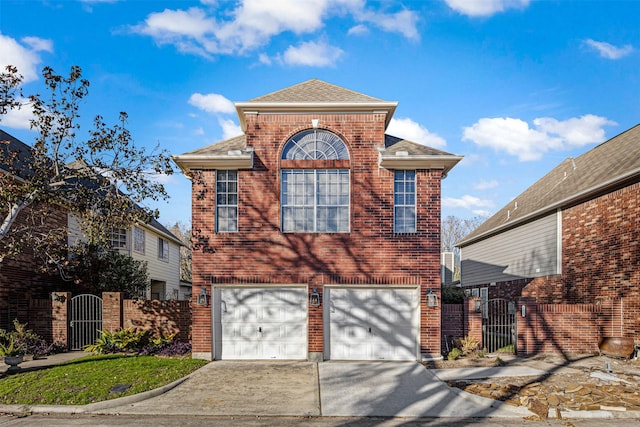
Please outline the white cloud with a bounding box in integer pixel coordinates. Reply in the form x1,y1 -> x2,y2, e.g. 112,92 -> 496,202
445,0 -> 530,17
387,118 -> 447,148
218,118 -> 243,140
347,24 -> 369,36
194,127 -> 205,136
355,8 -> 419,40
0,34 -> 52,83
462,115 -> 616,161
130,1 -> 419,61
584,39 -> 633,60
189,93 -> 235,114
442,195 -> 494,209
282,40 -> 344,67
473,179 -> 498,190
0,99 -> 34,129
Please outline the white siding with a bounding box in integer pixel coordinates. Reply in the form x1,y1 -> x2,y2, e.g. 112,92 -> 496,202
460,212 -> 560,286
67,214 -> 182,299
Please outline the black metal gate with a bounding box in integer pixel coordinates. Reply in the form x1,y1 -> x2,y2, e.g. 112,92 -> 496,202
69,294 -> 103,350
482,298 -> 516,353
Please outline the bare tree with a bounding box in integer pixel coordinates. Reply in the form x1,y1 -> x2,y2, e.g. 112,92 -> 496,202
0,65 -> 174,275
441,215 -> 486,252
166,221 -> 192,283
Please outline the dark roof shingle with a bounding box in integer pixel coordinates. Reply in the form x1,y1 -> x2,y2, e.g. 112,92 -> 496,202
459,123 -> 640,246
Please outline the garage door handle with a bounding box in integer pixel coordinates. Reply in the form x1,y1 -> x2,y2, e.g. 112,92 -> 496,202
258,327 -> 262,333
368,327 -> 372,334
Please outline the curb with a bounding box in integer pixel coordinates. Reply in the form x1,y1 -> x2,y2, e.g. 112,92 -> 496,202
0,375 -> 190,416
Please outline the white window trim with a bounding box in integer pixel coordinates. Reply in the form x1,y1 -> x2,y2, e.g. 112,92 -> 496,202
216,170 -> 238,233
281,169 -> 350,233
393,170 -> 417,233
133,226 -> 145,254
158,237 -> 169,262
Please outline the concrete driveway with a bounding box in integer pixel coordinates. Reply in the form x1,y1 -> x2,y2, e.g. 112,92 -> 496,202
100,361 -> 530,418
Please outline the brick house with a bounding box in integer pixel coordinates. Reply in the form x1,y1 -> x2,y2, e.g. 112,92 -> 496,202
173,79 -> 462,361
0,129 -> 186,334
457,124 -> 640,343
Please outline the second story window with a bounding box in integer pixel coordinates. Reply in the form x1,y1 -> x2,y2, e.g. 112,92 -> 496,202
280,129 -> 350,233
109,228 -> 128,249
133,226 -> 145,254
216,170 -> 238,232
394,170 -> 416,233
158,237 -> 169,261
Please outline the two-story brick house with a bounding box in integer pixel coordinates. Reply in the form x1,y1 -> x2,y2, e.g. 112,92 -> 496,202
174,80 -> 462,361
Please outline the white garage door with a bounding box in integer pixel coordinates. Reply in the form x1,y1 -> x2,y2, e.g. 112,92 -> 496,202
326,288 -> 418,361
213,287 -> 307,359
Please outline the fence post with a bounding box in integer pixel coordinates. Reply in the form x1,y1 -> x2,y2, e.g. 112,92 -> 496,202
51,292 -> 71,349
102,292 -> 124,332
464,297 -> 483,347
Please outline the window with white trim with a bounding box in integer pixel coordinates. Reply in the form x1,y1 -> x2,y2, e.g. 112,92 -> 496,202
394,170 -> 416,233
216,170 -> 238,232
109,228 -> 128,249
281,130 -> 350,233
158,237 -> 169,261
133,226 -> 145,254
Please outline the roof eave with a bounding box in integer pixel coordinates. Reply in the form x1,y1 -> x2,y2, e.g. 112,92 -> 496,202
378,154 -> 463,176
457,168 -> 640,247
235,101 -> 398,132
171,152 -> 254,175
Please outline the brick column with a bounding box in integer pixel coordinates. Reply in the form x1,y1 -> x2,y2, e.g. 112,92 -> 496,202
464,297 -> 482,345
308,281 -> 324,361
51,292 -> 71,348
517,297 -> 538,356
102,292 -> 124,332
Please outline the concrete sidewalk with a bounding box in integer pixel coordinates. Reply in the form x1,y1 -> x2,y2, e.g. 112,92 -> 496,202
0,351 -> 90,375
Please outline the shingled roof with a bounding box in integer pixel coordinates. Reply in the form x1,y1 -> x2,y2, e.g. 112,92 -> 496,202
248,79 -> 385,103
235,79 -> 398,131
458,123 -> 640,246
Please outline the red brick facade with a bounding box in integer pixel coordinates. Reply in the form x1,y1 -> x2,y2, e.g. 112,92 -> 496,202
190,112 -> 444,359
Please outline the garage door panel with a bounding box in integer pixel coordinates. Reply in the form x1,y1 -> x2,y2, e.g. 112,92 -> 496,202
216,287 -> 307,360
327,288 -> 418,361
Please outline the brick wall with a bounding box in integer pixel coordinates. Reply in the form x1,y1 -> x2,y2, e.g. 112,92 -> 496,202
441,303 -> 463,353
0,202 -> 69,330
122,299 -> 191,342
191,112 -> 443,357
517,298 -> 625,355
102,292 -> 191,342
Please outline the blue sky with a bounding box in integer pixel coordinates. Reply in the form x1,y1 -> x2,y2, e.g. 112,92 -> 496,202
1,0 -> 639,228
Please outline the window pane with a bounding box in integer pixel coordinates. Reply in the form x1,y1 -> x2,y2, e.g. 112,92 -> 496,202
394,170 -> 416,233
216,170 -> 238,232
281,169 -> 349,232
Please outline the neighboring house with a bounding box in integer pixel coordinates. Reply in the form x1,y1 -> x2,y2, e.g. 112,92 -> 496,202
174,79 -> 462,361
67,216 -> 184,300
0,129 -> 184,308
0,130 -> 71,330
457,124 -> 640,338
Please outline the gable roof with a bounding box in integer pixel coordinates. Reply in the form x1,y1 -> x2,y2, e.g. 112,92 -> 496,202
235,79 -> 398,131
249,79 -> 385,103
458,123 -> 640,247
0,129 -> 38,179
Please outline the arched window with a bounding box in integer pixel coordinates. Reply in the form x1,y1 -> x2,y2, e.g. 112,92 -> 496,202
281,130 -> 349,160
281,130 -> 350,232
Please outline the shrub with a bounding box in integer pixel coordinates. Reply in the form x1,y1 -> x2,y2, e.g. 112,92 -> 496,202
457,335 -> 481,356
0,320 -> 62,358
447,348 -> 462,361
85,328 -> 189,357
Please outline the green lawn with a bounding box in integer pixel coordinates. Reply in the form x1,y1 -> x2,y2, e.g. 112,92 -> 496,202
0,354 -> 208,405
